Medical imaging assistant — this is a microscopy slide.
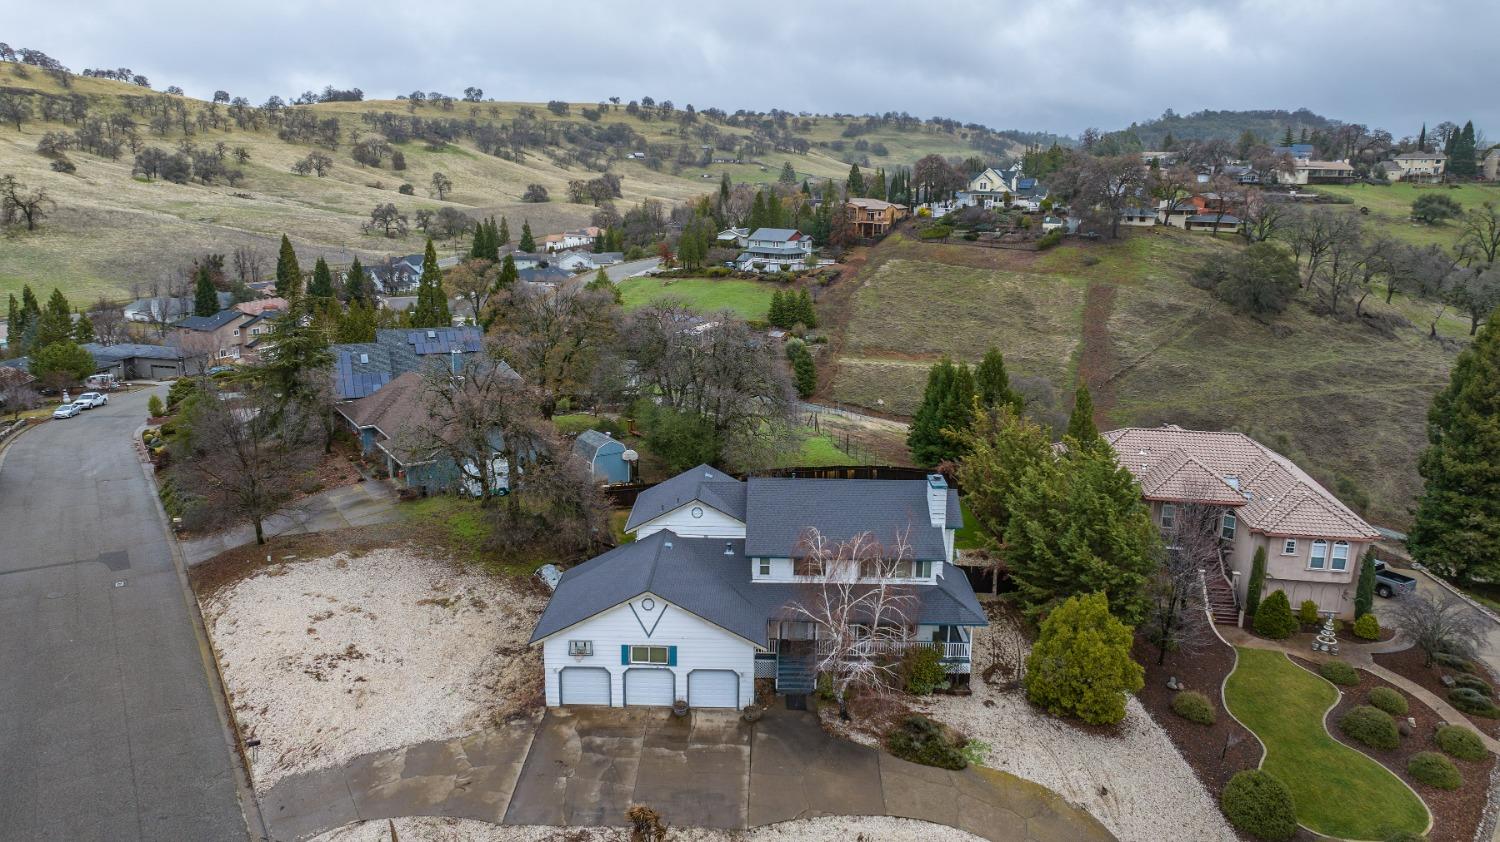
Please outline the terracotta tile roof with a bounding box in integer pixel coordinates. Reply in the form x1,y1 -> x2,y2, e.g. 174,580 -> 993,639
1104,426 -> 1380,540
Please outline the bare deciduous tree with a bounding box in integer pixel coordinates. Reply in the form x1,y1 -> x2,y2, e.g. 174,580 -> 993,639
1,174 -> 53,231
232,246 -> 266,285
444,259 -> 501,327
783,527 -> 919,720
1146,491 -> 1218,665
88,297 -> 126,346
1388,590 -> 1485,667
1,376 -> 40,421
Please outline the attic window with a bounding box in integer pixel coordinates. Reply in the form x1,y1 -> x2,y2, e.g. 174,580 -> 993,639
359,353 -> 369,364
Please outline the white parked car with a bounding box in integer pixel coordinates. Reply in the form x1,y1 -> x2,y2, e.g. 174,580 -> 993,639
53,403 -> 82,419
76,392 -> 108,408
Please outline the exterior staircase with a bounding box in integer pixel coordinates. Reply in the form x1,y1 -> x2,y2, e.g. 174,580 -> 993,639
1205,570 -> 1240,625
776,655 -> 816,695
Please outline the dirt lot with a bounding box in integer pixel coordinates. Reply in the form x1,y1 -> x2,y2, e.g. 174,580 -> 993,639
197,547 -> 546,791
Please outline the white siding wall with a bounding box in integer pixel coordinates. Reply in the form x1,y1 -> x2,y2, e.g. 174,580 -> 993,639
634,503 -> 746,540
541,592 -> 757,709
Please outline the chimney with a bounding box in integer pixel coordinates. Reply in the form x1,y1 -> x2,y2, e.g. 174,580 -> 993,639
450,348 -> 462,375
926,474 -> 947,528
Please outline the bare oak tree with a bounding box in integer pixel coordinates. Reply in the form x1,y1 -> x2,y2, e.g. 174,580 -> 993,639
0,174 -> 53,231
1146,490 -> 1218,665
1388,590 -> 1485,666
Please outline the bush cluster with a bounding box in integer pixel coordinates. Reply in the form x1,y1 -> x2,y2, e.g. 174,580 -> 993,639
1353,614 -> 1381,640
1448,687 -> 1500,718
1454,674 -> 1493,696
1298,599 -> 1322,626
1171,691 -> 1216,725
1319,660 -> 1360,687
1036,229 -> 1064,250
1252,591 -> 1299,639
1436,725 -> 1487,761
1408,751 -> 1463,789
1220,770 -> 1297,841
901,646 -> 949,695
1367,686 -> 1409,717
886,715 -> 966,770
1434,652 -> 1475,673
1339,705 -> 1400,750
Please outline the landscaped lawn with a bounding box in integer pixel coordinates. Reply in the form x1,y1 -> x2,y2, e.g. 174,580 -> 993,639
781,432 -> 853,467
954,499 -> 985,550
1224,648 -> 1429,839
617,277 -> 777,320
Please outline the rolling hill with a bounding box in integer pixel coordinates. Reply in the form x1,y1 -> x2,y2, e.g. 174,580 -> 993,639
0,66 -> 1019,303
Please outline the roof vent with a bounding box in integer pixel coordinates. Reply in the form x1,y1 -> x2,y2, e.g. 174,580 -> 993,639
426,330 -> 437,339
663,540 -> 673,549
1224,475 -> 1240,491
358,353 -> 369,364
724,542 -> 734,556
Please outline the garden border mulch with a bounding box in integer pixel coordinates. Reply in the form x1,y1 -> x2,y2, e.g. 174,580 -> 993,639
1372,647 -> 1500,738
1292,656 -> 1494,842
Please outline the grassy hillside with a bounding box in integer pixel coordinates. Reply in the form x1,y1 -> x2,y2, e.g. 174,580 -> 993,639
0,69 -> 1010,303
1313,182 -> 1500,249
829,227 -> 1470,526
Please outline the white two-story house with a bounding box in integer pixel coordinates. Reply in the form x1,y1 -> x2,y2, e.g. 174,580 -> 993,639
529,465 -> 985,709
732,228 -> 816,273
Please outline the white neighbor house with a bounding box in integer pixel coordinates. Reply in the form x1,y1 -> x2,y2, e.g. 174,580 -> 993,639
529,465 -> 986,709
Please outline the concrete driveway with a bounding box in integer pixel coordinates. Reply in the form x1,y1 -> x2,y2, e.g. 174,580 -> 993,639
0,387 -> 249,841
263,705 -> 1114,842
181,479 -> 399,565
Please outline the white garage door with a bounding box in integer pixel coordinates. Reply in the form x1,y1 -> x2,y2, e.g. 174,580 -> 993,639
559,667 -> 611,706
624,668 -> 675,706
688,670 -> 739,709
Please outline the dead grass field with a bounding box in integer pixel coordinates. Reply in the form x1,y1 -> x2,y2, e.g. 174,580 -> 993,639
829,225 -> 1467,526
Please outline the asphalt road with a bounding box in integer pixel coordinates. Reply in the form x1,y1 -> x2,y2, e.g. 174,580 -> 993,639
0,388 -> 248,841
604,257 -> 660,282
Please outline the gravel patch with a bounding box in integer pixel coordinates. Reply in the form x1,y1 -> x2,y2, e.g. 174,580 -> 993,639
309,815 -> 986,842
200,548 -> 546,791
914,619 -> 1237,842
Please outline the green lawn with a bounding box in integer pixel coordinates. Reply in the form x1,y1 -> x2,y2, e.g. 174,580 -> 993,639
617,277 -> 778,320
1224,648 -> 1429,839
954,499 -> 985,550
1314,182 -> 1500,249
782,431 -> 854,467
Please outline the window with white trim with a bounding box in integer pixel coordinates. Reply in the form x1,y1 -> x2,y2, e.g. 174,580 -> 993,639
629,645 -> 669,665
1309,540 -> 1328,569
757,558 -> 771,576
912,560 -> 933,579
1221,512 -> 1237,541
1282,539 -> 1297,556
1159,503 -> 1177,531
1331,541 -> 1349,571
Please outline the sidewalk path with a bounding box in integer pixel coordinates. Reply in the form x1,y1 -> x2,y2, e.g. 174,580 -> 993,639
261,705 -> 1115,842
181,480 -> 399,565
1219,625 -> 1500,755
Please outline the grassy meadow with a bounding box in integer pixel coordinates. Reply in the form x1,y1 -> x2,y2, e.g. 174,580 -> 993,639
1315,181 -> 1500,249
617,276 -> 778,320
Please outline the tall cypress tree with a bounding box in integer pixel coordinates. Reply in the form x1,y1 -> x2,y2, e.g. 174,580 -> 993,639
1417,123 -> 1428,152
907,357 -> 976,466
5,294 -> 19,343
344,257 -> 369,304
797,290 -> 817,328
409,239 -> 451,328
36,288 -> 75,348
470,223 -> 488,260
308,257 -> 334,299
275,234 -> 302,298
1066,385 -> 1100,446
975,347 -> 1023,413
1354,552 -> 1376,619
1450,121 -> 1478,177
72,310 -> 95,344
497,254 -> 519,291
847,164 -> 865,198
497,216 -> 510,248
193,264 -> 219,316
1410,309 -> 1500,581
518,220 -> 535,253
768,290 -> 787,328
1245,546 -> 1267,615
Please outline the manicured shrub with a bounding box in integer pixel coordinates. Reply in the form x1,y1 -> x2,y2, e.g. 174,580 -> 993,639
147,394 -> 165,418
1434,652 -> 1475,673
1449,687 -> 1500,718
1252,590 -> 1299,640
1298,599 -> 1321,626
1319,660 -> 1360,686
1367,686 -> 1409,717
1435,725 -> 1487,761
1408,751 -> 1462,789
901,646 -> 949,696
1454,674 -> 1493,696
1171,690 -> 1216,725
1024,593 -> 1144,726
886,715 -> 966,770
1339,705 -> 1400,750
1220,769 -> 1297,841
1353,613 -> 1381,640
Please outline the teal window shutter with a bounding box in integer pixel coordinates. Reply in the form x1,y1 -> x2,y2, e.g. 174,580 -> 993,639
667,646 -> 677,666
621,645 -> 630,665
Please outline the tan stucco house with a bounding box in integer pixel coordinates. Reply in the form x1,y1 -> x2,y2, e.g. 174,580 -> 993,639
1390,152 -> 1447,182
1106,426 -> 1381,620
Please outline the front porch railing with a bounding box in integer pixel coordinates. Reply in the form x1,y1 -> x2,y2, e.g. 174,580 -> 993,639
814,639 -> 971,661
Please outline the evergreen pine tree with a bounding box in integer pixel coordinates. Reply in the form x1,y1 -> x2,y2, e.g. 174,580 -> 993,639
497,254 -> 519,291
779,161 -> 797,184
870,168 -> 886,201
518,220 -> 535,253
1409,309 -> 1500,580
36,288 -> 75,348
497,216 -> 510,248
975,347 -> 1023,413
1066,385 -> 1100,446
586,267 -> 621,303
335,299 -> 377,343
1417,123 -> 1428,152
1354,552 -> 1376,619
1245,546 -> 1267,615
193,264 -> 219,317
1281,126 -> 1295,146
768,290 -> 787,328
847,164 -> 865,198
787,343 -> 816,397
409,239 -> 451,328
907,358 -> 977,466
344,257 -> 369,304
470,223 -> 488,260
801,179 -> 811,195
796,290 -> 817,328
6,294 -> 19,341
308,257 -> 334,299
275,234 -> 302,298
1450,121 -> 1478,177
72,310 -> 95,344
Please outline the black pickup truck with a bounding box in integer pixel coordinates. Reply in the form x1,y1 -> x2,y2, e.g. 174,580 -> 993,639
1374,560 -> 1418,599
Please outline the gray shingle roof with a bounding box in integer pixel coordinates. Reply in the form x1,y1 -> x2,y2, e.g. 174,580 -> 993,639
624,464 -> 743,532
84,342 -> 185,363
747,228 -> 803,242
743,477 -> 961,561
529,531 -> 986,646
332,327 -> 484,399
573,428 -> 625,459
173,309 -> 244,331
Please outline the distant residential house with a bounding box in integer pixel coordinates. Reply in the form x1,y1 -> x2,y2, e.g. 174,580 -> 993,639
1,343 -> 186,381
1389,152 -> 1446,182
573,429 -> 632,484
1184,213 -> 1242,234
1484,147 -> 1500,181
1276,159 -> 1356,185
518,265 -> 577,285
1140,150 -> 1179,167
544,227 -> 602,253
554,252 -> 604,273
331,326 -> 484,400
716,227 -> 750,247
170,308 -> 282,365
377,294 -> 475,327
846,197 -> 908,239
1119,207 -> 1156,227
235,297 -> 290,316
1223,163 -> 1261,185
733,228 -> 815,273
503,251 -> 548,270
1157,197 -> 1205,227
124,292 -> 233,324
1272,144 -> 1316,162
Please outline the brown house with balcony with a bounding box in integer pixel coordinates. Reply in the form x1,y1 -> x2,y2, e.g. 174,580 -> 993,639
847,197 -> 908,240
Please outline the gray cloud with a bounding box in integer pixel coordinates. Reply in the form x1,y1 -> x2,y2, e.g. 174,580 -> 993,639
8,0 -> 1494,138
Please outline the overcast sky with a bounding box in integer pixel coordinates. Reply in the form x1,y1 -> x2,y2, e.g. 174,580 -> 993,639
7,0 -> 1495,139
